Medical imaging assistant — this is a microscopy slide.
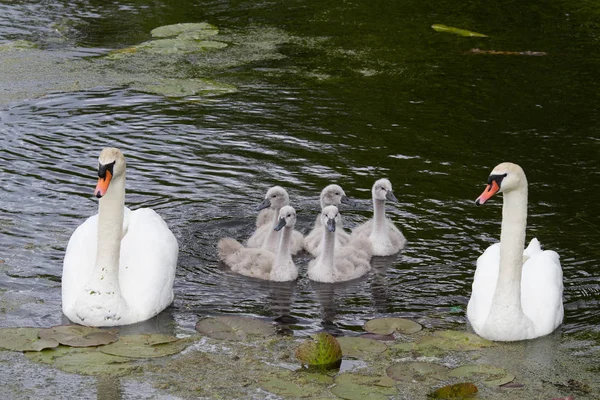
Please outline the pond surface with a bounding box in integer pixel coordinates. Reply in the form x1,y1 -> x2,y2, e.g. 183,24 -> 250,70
1,0 -> 599,357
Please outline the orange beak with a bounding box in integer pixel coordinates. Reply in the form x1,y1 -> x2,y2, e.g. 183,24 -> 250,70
95,170 -> 112,198
475,180 -> 500,206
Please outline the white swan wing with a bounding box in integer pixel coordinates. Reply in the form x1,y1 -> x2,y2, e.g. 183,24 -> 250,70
118,208 -> 178,320
467,242 -> 500,333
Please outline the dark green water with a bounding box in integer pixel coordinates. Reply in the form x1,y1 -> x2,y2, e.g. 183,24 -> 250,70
1,0 -> 599,344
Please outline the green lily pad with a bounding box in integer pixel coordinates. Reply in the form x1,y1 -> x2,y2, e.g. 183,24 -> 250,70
364,317 -> 422,335
260,376 -> 321,398
99,334 -> 187,359
336,337 -> 387,359
332,374 -> 398,400
195,316 -> 276,341
448,364 -> 514,386
431,24 -> 488,37
0,327 -> 59,352
386,362 -> 449,382
430,382 -> 478,399
132,78 -> 236,98
295,333 -> 342,369
38,325 -> 118,348
151,22 -> 218,38
25,346 -> 136,376
433,330 -> 495,349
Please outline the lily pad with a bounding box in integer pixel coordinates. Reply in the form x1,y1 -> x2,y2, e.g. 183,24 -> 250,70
195,316 -> 276,341
430,382 -> 478,399
433,330 -> 495,349
138,38 -> 227,55
431,24 -> 488,37
25,346 -> 136,376
336,337 -> 387,358
0,327 -> 59,352
332,374 -> 398,400
131,78 -> 236,98
38,325 -> 118,348
295,333 -> 342,369
448,364 -> 515,386
151,22 -> 218,38
364,317 -> 422,335
99,334 -> 187,359
386,362 -> 449,382
260,376 -> 321,398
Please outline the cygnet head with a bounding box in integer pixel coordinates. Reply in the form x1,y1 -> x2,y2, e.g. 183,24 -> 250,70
321,205 -> 341,233
320,184 -> 353,209
274,205 -> 297,231
476,162 -> 527,206
257,186 -> 290,211
95,147 -> 126,198
372,178 -> 398,202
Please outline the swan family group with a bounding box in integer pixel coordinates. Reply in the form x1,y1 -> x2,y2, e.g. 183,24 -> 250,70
62,148 -> 564,342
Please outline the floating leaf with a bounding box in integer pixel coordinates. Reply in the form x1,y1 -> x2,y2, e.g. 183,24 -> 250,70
448,364 -> 514,386
386,362 -> 449,382
25,346 -> 136,376
260,376 -> 321,398
0,40 -> 38,52
138,38 -> 227,55
195,316 -> 276,341
332,374 -> 398,400
295,333 -> 342,370
431,24 -> 488,37
359,333 -> 395,341
336,337 -> 387,358
364,317 -> 422,335
38,325 -> 118,348
99,334 -> 187,358
131,78 -> 236,98
433,330 -> 495,350
151,22 -> 218,38
430,382 -> 478,399
0,327 -> 59,352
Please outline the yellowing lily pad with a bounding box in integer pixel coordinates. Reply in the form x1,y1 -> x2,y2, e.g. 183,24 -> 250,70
195,316 -> 276,341
431,24 -> 488,37
150,22 -> 218,38
336,337 -> 387,359
131,78 -> 236,97
430,382 -> 478,399
448,364 -> 514,386
386,362 -> 449,382
99,334 -> 187,359
364,317 -> 422,335
295,332 -> 342,369
0,327 -> 59,352
260,376 -> 321,398
38,325 -> 118,348
25,346 -> 136,376
332,373 -> 398,400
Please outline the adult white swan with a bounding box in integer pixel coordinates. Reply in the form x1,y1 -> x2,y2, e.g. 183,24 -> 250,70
467,162 -> 563,341
62,148 -> 179,327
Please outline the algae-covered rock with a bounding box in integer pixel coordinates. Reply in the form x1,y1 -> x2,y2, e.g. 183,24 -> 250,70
38,325 -> 118,348
430,382 -> 478,398
295,332 -> 342,370
99,334 -> 188,359
195,316 -> 276,341
336,336 -> 387,359
331,373 -> 398,400
0,327 -> 59,352
364,317 -> 422,335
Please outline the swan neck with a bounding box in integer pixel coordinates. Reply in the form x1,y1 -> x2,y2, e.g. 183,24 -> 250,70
318,228 -> 336,272
263,209 -> 281,250
273,226 -> 293,268
372,199 -> 387,234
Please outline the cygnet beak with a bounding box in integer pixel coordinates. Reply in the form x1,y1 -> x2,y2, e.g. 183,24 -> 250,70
257,198 -> 271,211
326,217 -> 336,233
385,190 -> 398,202
274,217 -> 287,231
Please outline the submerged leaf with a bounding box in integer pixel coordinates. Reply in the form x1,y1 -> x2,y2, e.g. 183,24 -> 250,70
38,325 -> 118,347
99,334 -> 187,358
431,24 -> 488,37
448,364 -> 514,386
131,78 -> 236,98
0,327 -> 59,352
260,376 -> 321,398
386,361 -> 449,382
151,22 -> 218,38
195,316 -> 276,341
295,332 -> 342,369
332,374 -> 398,400
364,317 -> 422,335
336,337 -> 387,358
138,38 -> 227,55
430,382 -> 478,399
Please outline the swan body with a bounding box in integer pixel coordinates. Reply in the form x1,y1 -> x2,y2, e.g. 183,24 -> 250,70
351,178 -> 406,256
304,184 -> 353,256
308,206 -> 372,283
467,162 -> 563,341
219,206 -> 299,281
246,186 -> 303,254
62,148 -> 178,327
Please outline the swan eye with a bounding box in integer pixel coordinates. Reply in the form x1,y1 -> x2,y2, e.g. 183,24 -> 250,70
335,192 -> 340,195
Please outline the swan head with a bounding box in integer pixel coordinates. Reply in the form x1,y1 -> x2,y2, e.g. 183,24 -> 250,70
320,184 -> 353,208
257,186 -> 290,211
476,162 -> 526,205
372,178 -> 398,202
95,148 -> 126,198
274,205 -> 297,231
321,205 -> 341,233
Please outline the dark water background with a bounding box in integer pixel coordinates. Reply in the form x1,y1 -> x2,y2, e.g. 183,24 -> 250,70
1,0 -> 599,342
